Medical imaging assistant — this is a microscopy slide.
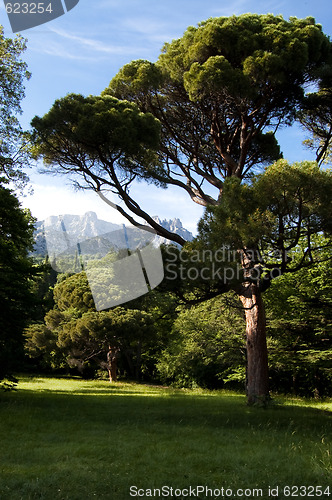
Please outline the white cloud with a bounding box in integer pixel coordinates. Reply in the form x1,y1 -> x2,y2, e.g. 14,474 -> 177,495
26,28 -> 145,62
210,0 -> 252,17
210,0 -> 287,17
31,41 -> 99,61
21,183 -> 128,224
48,26 -> 131,54
20,180 -> 203,235
121,18 -> 178,44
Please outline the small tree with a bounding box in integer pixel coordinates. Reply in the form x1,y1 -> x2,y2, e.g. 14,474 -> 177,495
25,272 -> 157,380
57,307 -> 153,381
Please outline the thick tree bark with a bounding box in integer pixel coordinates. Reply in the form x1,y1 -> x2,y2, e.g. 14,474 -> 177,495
238,283 -> 269,405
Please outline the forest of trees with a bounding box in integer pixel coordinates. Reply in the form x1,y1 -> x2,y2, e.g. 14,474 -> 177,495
23,254 -> 332,398
1,15 -> 332,402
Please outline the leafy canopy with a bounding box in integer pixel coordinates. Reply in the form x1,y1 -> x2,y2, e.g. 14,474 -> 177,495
106,14 -> 331,206
31,93 -> 163,188
197,160 -> 332,290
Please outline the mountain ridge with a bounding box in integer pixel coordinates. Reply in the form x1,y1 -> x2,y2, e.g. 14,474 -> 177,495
32,212 -> 194,256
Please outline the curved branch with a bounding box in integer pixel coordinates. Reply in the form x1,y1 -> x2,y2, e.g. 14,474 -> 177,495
97,191 -> 186,246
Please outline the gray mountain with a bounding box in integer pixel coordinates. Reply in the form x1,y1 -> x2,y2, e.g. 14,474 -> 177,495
152,216 -> 194,244
32,212 -> 194,257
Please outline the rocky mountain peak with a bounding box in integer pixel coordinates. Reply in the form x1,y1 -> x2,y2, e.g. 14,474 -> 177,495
32,212 -> 194,256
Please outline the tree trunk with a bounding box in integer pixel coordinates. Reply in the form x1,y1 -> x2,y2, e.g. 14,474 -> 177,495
108,359 -> 117,383
238,283 -> 269,405
107,346 -> 119,383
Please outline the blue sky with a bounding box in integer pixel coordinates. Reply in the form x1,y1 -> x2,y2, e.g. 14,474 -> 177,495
1,0 -> 331,233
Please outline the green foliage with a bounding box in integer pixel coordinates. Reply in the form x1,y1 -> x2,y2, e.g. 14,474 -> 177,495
25,271 -> 165,379
106,59 -> 163,108
0,186 -> 35,381
253,160 -> 332,234
198,160 -> 332,287
0,26 -> 31,189
157,296 -> 246,389
25,272 -> 93,374
30,93 -> 165,187
106,14 -> 331,197
53,272 -> 95,313
126,288 -> 179,379
183,55 -> 252,101
28,257 -> 58,321
300,88 -> 332,165
57,307 -> 153,376
160,14 -> 330,90
24,323 -> 65,370
198,176 -> 269,249
264,251 -> 332,397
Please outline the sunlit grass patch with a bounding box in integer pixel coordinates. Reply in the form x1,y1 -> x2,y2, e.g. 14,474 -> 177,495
0,376 -> 330,500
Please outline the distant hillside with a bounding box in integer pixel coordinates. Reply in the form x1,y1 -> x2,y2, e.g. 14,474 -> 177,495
32,212 -> 194,257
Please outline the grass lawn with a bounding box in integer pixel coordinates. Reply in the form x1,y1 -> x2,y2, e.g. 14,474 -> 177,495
0,376 -> 331,500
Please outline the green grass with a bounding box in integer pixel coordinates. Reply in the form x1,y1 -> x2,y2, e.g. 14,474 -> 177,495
0,376 -> 331,500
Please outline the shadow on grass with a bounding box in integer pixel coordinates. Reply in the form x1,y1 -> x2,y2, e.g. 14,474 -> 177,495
2,378 -> 330,432
0,376 -> 331,500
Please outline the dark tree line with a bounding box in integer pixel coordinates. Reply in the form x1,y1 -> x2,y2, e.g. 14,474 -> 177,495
25,249 -> 332,398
